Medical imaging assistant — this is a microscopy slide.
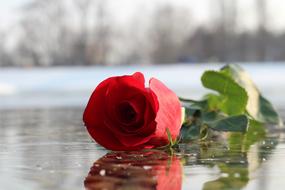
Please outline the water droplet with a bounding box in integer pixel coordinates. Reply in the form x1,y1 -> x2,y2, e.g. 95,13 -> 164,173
36,164 -> 42,170
262,158 -> 266,161
234,173 -> 240,178
99,169 -> 106,176
64,146 -> 69,150
221,173 -> 229,178
116,156 -> 122,160
240,160 -> 245,164
143,166 -> 152,170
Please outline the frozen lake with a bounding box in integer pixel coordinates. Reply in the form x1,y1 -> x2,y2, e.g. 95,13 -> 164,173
0,107 -> 285,190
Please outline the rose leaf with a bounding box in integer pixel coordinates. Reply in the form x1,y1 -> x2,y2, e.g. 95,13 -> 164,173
201,70 -> 248,115
221,64 -> 282,125
205,115 -> 249,132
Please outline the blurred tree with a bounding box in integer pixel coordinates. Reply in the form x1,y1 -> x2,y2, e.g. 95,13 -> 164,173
72,0 -> 91,65
147,5 -> 192,64
1,0 -> 285,66
17,0 -> 70,66
0,32 -> 12,67
256,0 -> 268,61
14,0 -> 113,66
85,0 -> 113,65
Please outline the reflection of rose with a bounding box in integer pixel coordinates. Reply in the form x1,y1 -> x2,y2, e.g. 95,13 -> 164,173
83,72 -> 181,151
84,151 -> 182,190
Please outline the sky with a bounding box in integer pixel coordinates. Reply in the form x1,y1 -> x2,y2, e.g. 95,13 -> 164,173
1,0 -> 285,33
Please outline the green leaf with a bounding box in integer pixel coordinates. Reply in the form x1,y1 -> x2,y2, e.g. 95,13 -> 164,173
201,71 -> 248,115
206,115 -> 249,132
243,119 -> 266,150
184,107 -> 199,117
257,95 -> 283,126
201,111 -> 224,122
179,124 -> 200,142
180,97 -> 208,110
221,64 -> 282,125
228,119 -> 266,152
179,64 -> 282,144
203,93 -> 223,111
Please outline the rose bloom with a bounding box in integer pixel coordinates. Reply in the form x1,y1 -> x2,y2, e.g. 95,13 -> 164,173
83,72 -> 181,150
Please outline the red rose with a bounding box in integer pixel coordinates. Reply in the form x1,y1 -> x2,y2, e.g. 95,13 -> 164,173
84,151 -> 182,190
83,72 -> 181,150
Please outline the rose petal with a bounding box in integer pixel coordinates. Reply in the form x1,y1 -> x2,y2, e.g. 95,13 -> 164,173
106,75 -> 146,121
132,72 -> 145,85
148,78 -> 182,145
106,91 -> 158,137
83,77 -> 123,150
104,76 -> 147,133
115,121 -> 157,147
105,74 -> 157,136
